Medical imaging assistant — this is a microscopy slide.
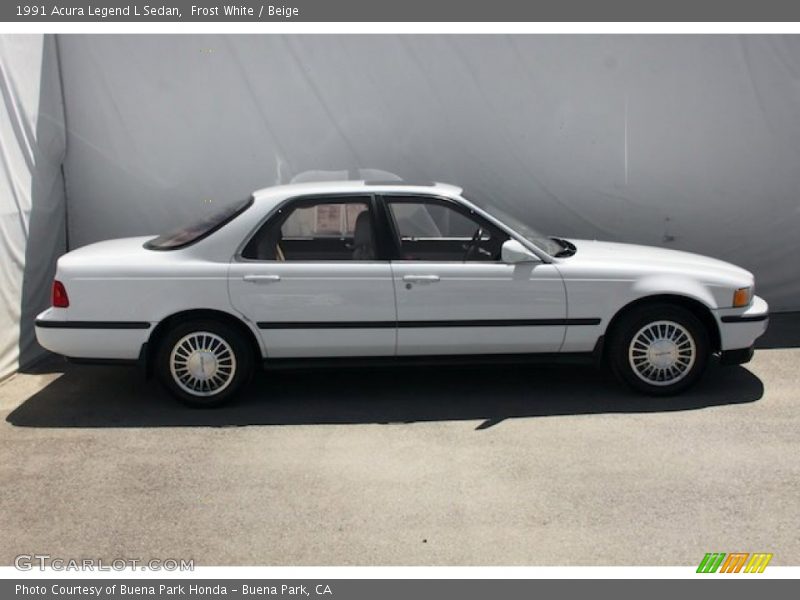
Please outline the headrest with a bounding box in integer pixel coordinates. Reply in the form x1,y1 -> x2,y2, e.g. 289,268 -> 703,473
353,211 -> 373,245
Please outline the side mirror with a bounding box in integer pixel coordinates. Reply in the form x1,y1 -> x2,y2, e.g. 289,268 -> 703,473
501,239 -> 540,264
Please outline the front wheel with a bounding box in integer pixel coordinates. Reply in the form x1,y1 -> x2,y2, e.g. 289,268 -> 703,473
608,304 -> 710,395
155,320 -> 253,407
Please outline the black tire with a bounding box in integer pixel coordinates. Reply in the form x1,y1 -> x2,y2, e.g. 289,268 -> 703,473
155,319 -> 254,407
607,303 -> 710,396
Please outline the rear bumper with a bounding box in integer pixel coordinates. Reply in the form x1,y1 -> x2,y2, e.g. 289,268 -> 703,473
714,295 -> 769,352
35,308 -> 151,360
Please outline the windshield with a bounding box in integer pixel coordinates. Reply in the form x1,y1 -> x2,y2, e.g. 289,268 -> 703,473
144,196 -> 253,250
463,194 -> 561,256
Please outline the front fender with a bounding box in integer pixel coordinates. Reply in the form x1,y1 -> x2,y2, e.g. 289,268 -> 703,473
630,274 -> 719,309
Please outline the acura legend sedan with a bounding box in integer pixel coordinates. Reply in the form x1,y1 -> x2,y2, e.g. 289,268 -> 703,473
35,181 -> 769,406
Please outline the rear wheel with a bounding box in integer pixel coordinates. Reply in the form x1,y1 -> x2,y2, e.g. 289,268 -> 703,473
608,304 -> 710,395
155,320 -> 253,407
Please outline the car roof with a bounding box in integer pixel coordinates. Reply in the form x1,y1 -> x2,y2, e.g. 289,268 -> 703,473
251,180 -> 463,203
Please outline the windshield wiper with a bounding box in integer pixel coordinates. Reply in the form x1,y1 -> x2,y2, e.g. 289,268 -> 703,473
551,237 -> 577,257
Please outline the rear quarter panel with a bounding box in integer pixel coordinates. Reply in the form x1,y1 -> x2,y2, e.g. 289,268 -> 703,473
43,252 -> 260,359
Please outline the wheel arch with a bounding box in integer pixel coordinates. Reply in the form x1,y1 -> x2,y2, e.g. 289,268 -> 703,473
143,308 -> 262,377
602,294 -> 721,359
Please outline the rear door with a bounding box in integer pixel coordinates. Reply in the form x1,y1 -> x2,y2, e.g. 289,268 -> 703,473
382,194 -> 567,355
228,195 -> 397,358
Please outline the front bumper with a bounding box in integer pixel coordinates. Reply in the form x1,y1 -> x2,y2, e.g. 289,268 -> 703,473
719,346 -> 755,365
713,294 -> 769,354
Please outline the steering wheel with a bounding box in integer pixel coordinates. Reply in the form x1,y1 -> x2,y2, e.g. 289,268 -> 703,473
462,227 -> 485,261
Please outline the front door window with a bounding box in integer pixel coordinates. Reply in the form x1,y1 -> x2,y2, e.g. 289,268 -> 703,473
385,197 -> 506,261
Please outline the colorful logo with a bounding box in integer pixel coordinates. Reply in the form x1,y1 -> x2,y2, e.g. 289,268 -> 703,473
697,553 -> 773,573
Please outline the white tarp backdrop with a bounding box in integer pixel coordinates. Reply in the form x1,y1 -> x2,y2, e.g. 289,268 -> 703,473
0,35 -> 66,379
1,34 -> 799,378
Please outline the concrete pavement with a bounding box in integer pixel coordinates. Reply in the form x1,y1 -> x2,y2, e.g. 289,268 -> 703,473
0,330 -> 798,566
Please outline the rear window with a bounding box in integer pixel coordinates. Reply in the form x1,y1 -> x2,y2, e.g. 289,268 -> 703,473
144,196 -> 253,250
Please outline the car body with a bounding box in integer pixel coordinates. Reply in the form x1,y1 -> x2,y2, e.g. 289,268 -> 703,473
35,180 -> 769,406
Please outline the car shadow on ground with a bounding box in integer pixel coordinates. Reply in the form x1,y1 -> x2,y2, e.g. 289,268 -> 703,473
6,357 -> 764,430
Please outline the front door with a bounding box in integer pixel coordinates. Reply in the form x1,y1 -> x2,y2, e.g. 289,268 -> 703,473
228,195 -> 396,358
383,195 -> 567,356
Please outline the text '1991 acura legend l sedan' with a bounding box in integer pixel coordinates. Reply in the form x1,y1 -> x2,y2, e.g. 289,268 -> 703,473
36,181 -> 769,406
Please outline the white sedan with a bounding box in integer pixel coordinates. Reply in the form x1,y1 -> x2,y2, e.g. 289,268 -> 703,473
36,181 -> 769,406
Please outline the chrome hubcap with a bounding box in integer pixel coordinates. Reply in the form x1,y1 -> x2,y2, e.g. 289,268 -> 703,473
628,320 -> 696,386
170,332 -> 236,396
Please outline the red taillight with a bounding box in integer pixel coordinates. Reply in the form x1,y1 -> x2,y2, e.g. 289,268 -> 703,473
52,280 -> 69,308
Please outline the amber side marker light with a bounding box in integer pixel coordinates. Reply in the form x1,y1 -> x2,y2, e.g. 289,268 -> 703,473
52,280 -> 69,308
732,287 -> 752,308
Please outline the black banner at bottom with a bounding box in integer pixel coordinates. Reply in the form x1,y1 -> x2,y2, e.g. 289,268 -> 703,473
4,579 -> 797,600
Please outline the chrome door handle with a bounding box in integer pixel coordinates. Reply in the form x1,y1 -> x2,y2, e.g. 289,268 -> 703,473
402,274 -> 440,284
243,274 -> 281,283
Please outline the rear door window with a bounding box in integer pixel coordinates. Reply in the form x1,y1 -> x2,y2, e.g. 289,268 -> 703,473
242,196 -> 376,261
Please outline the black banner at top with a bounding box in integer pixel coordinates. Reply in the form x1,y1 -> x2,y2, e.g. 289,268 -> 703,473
5,0 -> 800,22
